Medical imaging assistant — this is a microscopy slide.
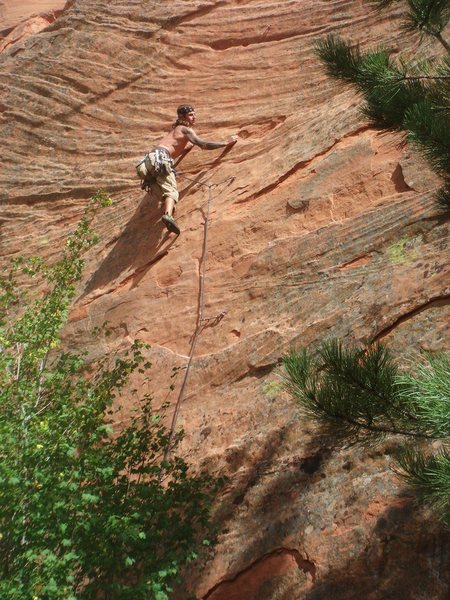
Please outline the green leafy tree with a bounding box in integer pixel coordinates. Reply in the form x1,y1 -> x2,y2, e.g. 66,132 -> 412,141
0,192 -> 218,599
316,0 -> 450,207
284,340 -> 450,526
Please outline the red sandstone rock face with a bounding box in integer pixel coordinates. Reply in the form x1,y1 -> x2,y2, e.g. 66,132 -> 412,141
0,1 -> 68,52
0,1 -> 449,599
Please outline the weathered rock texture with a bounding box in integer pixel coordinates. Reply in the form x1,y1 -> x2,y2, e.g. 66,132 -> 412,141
1,1 -> 449,598
0,0 -> 68,52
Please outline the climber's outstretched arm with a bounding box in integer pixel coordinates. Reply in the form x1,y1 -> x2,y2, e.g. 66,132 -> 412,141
181,126 -> 237,150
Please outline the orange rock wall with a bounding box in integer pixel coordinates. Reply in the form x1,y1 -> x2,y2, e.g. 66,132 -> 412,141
0,0 -> 68,52
1,1 -> 449,598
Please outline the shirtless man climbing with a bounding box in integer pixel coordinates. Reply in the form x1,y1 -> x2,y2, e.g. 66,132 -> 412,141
136,105 -> 237,235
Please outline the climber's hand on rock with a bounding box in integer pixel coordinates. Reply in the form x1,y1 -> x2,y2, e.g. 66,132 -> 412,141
227,135 -> 238,145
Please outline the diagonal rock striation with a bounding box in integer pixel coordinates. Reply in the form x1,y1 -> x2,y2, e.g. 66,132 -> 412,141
1,1 -> 449,598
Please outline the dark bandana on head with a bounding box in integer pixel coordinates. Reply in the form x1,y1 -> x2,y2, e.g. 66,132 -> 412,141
177,105 -> 194,116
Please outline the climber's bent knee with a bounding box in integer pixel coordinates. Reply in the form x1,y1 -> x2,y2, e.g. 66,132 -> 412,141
161,182 -> 179,203
157,171 -> 178,203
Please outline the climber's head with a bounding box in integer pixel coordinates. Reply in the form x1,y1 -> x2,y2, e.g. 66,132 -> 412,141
175,105 -> 195,127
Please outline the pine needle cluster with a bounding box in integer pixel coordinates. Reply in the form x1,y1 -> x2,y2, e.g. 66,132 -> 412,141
371,0 -> 450,38
284,340 -> 450,526
316,0 -> 450,207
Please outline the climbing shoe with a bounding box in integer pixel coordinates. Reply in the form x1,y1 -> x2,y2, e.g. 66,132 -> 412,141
162,214 -> 180,235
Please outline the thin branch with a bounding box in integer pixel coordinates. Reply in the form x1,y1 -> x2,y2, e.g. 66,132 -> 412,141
35,348 -> 51,407
311,401 -> 436,440
434,32 -> 450,53
35,401 -> 52,416
400,74 -> 450,80
15,343 -> 23,381
332,411 -> 435,440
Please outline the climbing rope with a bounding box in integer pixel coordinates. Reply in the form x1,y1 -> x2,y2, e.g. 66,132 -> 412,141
162,178 -> 214,463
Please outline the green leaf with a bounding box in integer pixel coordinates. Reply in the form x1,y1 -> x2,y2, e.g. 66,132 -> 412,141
0,195 -> 219,597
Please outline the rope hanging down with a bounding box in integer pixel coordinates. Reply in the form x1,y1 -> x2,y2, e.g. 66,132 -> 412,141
163,178 -> 215,463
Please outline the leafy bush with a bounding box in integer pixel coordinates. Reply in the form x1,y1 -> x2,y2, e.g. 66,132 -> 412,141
0,192 -> 218,599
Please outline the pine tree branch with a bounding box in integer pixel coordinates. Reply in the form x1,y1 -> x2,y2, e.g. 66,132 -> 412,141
324,358 -> 391,405
419,0 -> 439,30
395,446 -> 450,525
285,344 -> 444,443
412,0 -> 450,43
434,32 -> 450,52
400,74 -> 450,80
318,343 -> 415,424
317,403 -> 436,440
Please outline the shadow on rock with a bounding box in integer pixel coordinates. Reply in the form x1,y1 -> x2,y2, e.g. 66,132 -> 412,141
186,416 -> 341,600
82,192 -> 176,297
302,503 -> 450,600
190,412 -> 450,600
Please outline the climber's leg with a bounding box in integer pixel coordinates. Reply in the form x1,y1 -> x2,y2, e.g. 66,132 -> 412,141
162,196 -> 180,234
159,168 -> 180,234
164,195 -> 175,218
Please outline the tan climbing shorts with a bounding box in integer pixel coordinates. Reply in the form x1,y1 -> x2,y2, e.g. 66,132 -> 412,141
136,150 -> 179,203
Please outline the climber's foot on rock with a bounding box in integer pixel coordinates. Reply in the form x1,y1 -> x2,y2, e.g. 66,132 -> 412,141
162,214 -> 180,235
